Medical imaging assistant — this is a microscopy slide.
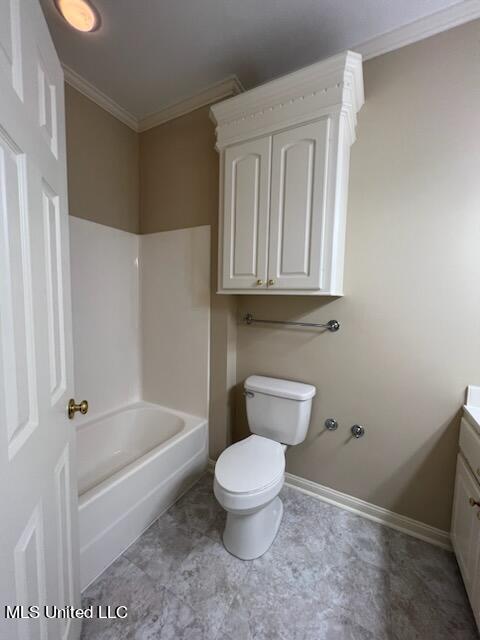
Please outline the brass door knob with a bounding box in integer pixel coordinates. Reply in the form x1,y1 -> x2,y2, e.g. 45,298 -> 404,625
68,398 -> 89,420
469,497 -> 480,507
268,279 -> 275,286
256,279 -> 264,286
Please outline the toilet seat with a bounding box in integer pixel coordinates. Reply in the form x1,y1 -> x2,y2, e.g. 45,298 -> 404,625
215,435 -> 285,495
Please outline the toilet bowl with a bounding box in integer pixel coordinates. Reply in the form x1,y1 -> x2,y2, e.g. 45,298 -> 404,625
214,435 -> 285,559
214,375 -> 316,560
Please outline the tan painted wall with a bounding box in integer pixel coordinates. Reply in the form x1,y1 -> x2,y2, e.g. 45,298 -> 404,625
64,19 -> 480,530
65,84 -> 139,233
65,90 -> 236,457
139,106 -> 218,234
236,21 -> 480,531
139,106 -> 238,458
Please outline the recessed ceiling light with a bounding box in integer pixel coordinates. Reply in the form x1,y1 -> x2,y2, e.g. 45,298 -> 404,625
55,0 -> 100,32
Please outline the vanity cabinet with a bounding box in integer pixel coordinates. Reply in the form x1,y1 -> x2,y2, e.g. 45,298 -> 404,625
451,416 -> 480,629
211,51 -> 364,295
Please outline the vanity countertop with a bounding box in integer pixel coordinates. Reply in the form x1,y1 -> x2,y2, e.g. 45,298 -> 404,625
464,385 -> 480,431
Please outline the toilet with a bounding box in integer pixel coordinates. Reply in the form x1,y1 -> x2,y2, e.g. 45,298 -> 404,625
214,375 -> 316,560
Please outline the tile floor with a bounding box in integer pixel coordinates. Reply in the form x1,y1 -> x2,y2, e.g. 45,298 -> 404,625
81,472 -> 478,640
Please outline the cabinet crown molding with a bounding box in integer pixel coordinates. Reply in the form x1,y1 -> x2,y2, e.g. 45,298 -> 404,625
210,51 -> 364,150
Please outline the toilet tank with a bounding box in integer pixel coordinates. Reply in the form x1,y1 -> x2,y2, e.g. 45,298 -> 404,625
244,375 -> 316,445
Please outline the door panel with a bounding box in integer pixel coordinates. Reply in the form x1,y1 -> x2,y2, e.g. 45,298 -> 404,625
37,53 -> 58,158
55,444 -> 76,638
42,179 -> 67,404
0,134 -> 39,459
222,137 -> 270,289
14,503 -> 48,640
268,118 -> 330,290
0,0 -> 23,99
0,1 -> 80,639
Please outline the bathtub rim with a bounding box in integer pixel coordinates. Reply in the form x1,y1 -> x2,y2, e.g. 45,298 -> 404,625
75,398 -> 204,433
77,400 -> 207,507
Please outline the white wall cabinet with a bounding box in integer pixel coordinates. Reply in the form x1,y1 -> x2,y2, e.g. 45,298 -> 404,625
222,136 -> 271,289
211,51 -> 364,295
268,119 -> 330,291
452,416 -> 480,630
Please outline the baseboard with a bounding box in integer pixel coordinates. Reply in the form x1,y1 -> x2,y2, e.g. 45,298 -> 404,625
207,458 -> 451,550
284,472 -> 451,551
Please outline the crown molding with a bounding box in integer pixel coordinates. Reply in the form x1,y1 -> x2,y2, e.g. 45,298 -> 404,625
62,65 -> 244,132
62,0 -> 480,131
210,51 -> 364,150
137,76 -> 244,132
62,64 -> 139,131
353,0 -> 480,61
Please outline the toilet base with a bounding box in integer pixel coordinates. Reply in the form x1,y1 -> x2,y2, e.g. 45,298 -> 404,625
223,497 -> 283,560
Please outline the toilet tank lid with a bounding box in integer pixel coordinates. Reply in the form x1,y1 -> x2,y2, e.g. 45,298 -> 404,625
244,375 -> 316,401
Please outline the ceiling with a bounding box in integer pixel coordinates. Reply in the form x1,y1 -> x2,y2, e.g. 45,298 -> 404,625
40,0 -> 470,120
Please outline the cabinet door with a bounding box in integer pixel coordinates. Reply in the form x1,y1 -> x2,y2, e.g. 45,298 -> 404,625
268,118 -> 330,290
451,454 -> 480,601
221,137 -> 271,289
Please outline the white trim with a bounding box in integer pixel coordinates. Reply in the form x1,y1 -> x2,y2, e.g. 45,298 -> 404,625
210,51 -> 363,150
62,64 -> 139,131
284,472 -> 451,551
63,66 -> 243,132
207,458 -> 451,550
138,76 -> 244,132
353,0 -> 480,61
62,1 -> 480,130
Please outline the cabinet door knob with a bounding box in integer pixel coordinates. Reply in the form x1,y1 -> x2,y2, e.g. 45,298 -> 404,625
268,279 -> 275,286
256,279 -> 264,286
469,497 -> 480,507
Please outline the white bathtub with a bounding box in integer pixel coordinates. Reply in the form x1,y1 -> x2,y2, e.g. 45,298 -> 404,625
76,401 -> 208,589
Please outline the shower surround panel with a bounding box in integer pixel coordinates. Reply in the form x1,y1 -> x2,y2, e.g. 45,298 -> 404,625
69,218 -> 210,588
70,216 -> 141,420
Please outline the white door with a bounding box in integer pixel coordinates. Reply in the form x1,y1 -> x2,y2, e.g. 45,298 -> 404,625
268,118 -> 330,291
221,136 -> 271,290
451,454 -> 480,599
0,1 -> 81,639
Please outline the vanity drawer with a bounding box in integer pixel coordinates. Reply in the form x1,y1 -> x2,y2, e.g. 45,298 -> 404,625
460,417 -> 480,482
